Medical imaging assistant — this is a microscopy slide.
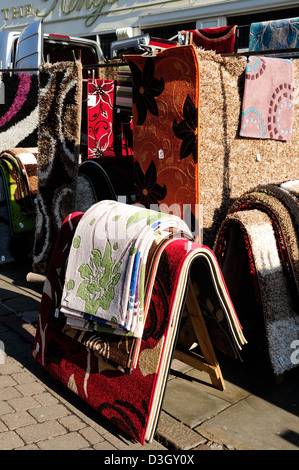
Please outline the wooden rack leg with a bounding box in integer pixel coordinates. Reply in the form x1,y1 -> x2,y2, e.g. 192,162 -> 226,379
174,282 -> 225,391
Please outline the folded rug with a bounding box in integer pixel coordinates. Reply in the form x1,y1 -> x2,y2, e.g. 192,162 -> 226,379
32,61 -> 82,276
214,184 -> 299,376
0,73 -> 38,151
249,17 -> 299,51
254,182 -> 299,302
183,25 -> 237,53
0,148 -> 38,235
0,171 -> 15,265
125,45 -> 200,240
60,200 -> 192,338
33,211 -> 245,444
240,56 -> 294,141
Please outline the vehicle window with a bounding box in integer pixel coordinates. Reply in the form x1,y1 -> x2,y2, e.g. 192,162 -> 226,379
43,40 -> 98,78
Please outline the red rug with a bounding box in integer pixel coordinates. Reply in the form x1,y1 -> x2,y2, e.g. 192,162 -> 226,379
183,25 -> 237,53
87,78 -> 133,159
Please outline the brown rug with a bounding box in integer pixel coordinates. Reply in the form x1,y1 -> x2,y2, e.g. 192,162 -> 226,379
125,46 -> 200,240
32,61 -> 82,275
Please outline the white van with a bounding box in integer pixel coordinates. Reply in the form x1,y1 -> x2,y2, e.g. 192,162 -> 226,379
0,19 -> 104,76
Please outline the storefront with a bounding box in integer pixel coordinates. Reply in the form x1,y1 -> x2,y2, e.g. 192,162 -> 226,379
1,0 -> 299,57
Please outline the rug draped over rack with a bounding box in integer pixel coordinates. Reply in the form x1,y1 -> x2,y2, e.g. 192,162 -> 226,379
214,181 -> 299,376
60,199 -> 193,340
125,45 -> 200,240
182,25 -> 237,53
33,202 -> 246,444
249,17 -> 299,51
32,61 -> 82,276
0,147 -> 38,264
240,56 -> 294,141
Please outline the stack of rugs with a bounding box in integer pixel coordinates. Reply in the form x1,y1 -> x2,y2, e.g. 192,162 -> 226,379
33,200 -> 246,444
214,180 -> 299,377
0,147 -> 38,264
0,70 -> 38,265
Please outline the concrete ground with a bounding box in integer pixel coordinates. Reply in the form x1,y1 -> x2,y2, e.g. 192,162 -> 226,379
0,261 -> 299,451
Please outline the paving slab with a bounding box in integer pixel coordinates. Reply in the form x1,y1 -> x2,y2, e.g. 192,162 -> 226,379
162,377 -> 231,428
0,430 -> 25,450
196,394 -> 299,450
156,411 -> 206,450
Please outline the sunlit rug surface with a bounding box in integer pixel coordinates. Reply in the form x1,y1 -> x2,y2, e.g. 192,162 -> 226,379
0,148 -> 37,235
0,171 -> 15,265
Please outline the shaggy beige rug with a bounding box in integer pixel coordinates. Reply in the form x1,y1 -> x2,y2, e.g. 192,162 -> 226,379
197,49 -> 299,247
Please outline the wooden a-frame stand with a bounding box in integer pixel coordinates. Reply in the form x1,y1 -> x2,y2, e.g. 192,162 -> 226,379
174,282 -> 225,391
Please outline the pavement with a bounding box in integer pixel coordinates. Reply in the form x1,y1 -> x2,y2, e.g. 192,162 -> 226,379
0,261 -> 299,452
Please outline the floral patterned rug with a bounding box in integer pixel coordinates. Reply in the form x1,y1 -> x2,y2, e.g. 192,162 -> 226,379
59,200 -> 192,339
87,76 -> 133,159
33,203 -> 246,444
125,45 -> 200,241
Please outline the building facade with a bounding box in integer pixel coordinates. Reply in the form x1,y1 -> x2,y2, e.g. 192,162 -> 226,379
1,0 -> 299,57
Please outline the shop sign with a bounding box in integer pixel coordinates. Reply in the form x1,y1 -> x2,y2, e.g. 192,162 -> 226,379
1,0 -> 119,27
